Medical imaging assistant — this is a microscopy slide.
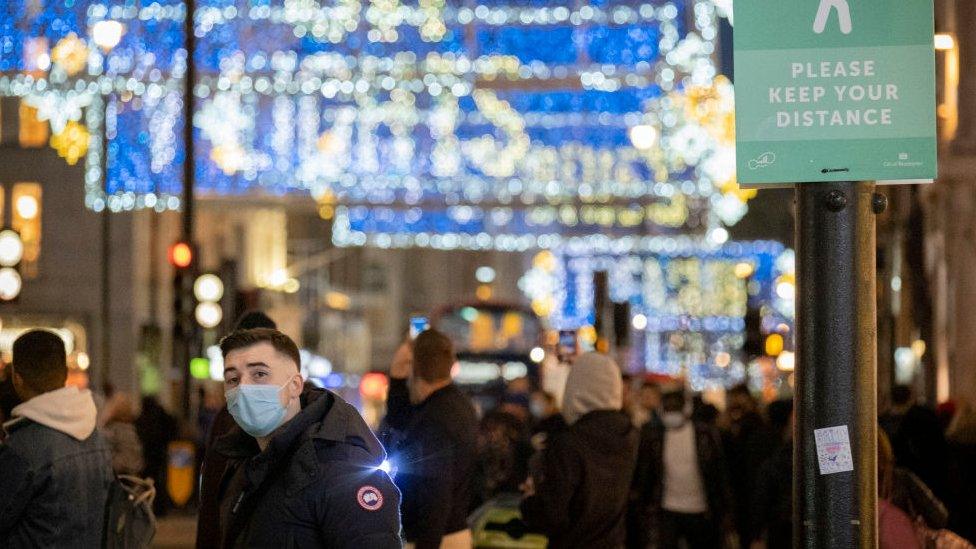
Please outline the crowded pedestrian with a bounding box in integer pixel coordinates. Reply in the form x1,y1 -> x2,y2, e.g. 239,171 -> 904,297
636,380 -> 662,427
877,429 -> 948,531
723,383 -> 776,547
100,391 -> 145,475
632,387 -> 733,549
879,385 -> 951,504
529,390 -> 564,438
749,399 -> 794,549
0,330 -> 114,548
135,394 -> 178,514
878,430 -> 924,549
946,402 -> 976,542
196,309 -> 277,548
521,352 -> 639,549
475,407 -> 533,505
385,329 -> 479,548
207,328 -> 402,547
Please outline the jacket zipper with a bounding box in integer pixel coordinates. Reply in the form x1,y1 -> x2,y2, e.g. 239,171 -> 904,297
232,491 -> 246,515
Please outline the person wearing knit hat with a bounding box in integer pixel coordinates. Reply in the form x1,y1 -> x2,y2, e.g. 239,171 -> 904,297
520,352 -> 638,548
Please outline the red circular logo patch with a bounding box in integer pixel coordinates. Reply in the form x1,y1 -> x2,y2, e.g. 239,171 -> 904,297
357,485 -> 384,511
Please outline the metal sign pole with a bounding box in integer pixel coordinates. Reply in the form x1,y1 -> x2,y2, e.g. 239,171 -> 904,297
794,181 -> 880,548
177,0 -> 197,418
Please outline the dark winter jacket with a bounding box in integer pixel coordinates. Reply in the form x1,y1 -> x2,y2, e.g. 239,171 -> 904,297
0,388 -> 114,549
724,411 -> 777,543
880,405 -> 951,503
520,410 -> 639,549
197,383 -> 318,548
384,379 -> 479,549
750,440 -> 793,548
632,417 -> 733,545
213,388 -> 402,548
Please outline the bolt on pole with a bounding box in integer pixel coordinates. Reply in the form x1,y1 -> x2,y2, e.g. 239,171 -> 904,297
794,181 -> 879,548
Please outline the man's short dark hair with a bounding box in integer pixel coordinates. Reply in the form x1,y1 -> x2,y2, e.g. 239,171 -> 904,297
234,310 -> 277,331
891,385 -> 913,406
413,329 -> 455,383
12,330 -> 67,394
220,328 -> 301,371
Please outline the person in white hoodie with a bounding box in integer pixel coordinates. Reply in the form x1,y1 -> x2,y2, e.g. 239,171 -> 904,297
0,330 -> 114,548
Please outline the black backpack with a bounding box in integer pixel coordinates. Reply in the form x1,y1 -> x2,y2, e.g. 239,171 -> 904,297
102,474 -> 157,549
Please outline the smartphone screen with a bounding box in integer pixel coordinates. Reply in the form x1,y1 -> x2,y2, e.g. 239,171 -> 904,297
557,330 -> 578,362
409,316 -> 430,339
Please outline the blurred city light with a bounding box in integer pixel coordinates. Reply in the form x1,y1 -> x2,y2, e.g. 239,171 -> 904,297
628,125 -> 659,151
529,347 -> 545,363
734,262 -> 755,279
325,291 -> 351,310
776,351 -> 795,372
194,302 -> 223,329
359,372 -> 389,401
0,230 -> 24,267
632,313 -> 648,331
765,334 -> 785,357
168,242 -> 193,269
475,266 -> 496,284
15,195 -> 39,220
0,268 -> 22,300
193,274 -> 224,302
935,33 -> 955,51
91,20 -> 124,51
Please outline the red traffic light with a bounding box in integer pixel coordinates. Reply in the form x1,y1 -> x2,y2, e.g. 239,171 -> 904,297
168,242 -> 193,269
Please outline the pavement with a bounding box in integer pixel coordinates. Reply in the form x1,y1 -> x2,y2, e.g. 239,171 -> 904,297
153,514 -> 198,549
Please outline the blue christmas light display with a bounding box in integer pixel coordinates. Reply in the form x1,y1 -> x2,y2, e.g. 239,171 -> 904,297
0,0 -> 744,250
520,242 -> 796,388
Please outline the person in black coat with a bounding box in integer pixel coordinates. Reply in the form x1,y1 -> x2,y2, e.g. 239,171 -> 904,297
0,331 -> 114,549
749,399 -> 794,549
384,329 -> 479,548
520,352 -> 639,549
197,311 -> 278,548
210,329 -> 401,548
879,385 -> 951,505
722,384 -> 776,547
632,388 -> 733,549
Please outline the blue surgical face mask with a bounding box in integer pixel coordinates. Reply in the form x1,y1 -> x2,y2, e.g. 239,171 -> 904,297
225,382 -> 290,438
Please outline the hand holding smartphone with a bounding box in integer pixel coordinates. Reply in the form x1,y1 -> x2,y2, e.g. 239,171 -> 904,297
557,329 -> 579,363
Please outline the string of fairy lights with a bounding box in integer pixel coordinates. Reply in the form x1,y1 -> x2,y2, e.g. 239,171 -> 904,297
0,0 -> 796,386
0,0 -> 743,247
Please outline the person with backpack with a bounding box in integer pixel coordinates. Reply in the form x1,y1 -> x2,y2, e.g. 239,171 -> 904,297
0,330 -> 115,548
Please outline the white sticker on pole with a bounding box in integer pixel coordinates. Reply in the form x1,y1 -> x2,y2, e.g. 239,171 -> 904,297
814,425 -> 854,475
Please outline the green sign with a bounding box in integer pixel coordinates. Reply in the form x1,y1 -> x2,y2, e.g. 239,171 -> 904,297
733,0 -> 937,184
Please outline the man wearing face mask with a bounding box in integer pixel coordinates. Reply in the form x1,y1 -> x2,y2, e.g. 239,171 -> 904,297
384,329 -> 479,549
210,328 -> 402,548
632,388 -> 732,549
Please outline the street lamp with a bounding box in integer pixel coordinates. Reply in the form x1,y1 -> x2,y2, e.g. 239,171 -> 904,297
193,273 -> 224,328
193,274 -> 224,303
0,229 -> 24,301
194,302 -> 222,329
0,230 -> 24,267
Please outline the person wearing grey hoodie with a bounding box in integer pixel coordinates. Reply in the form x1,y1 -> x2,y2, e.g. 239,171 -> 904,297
520,352 -> 639,549
0,330 -> 114,548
